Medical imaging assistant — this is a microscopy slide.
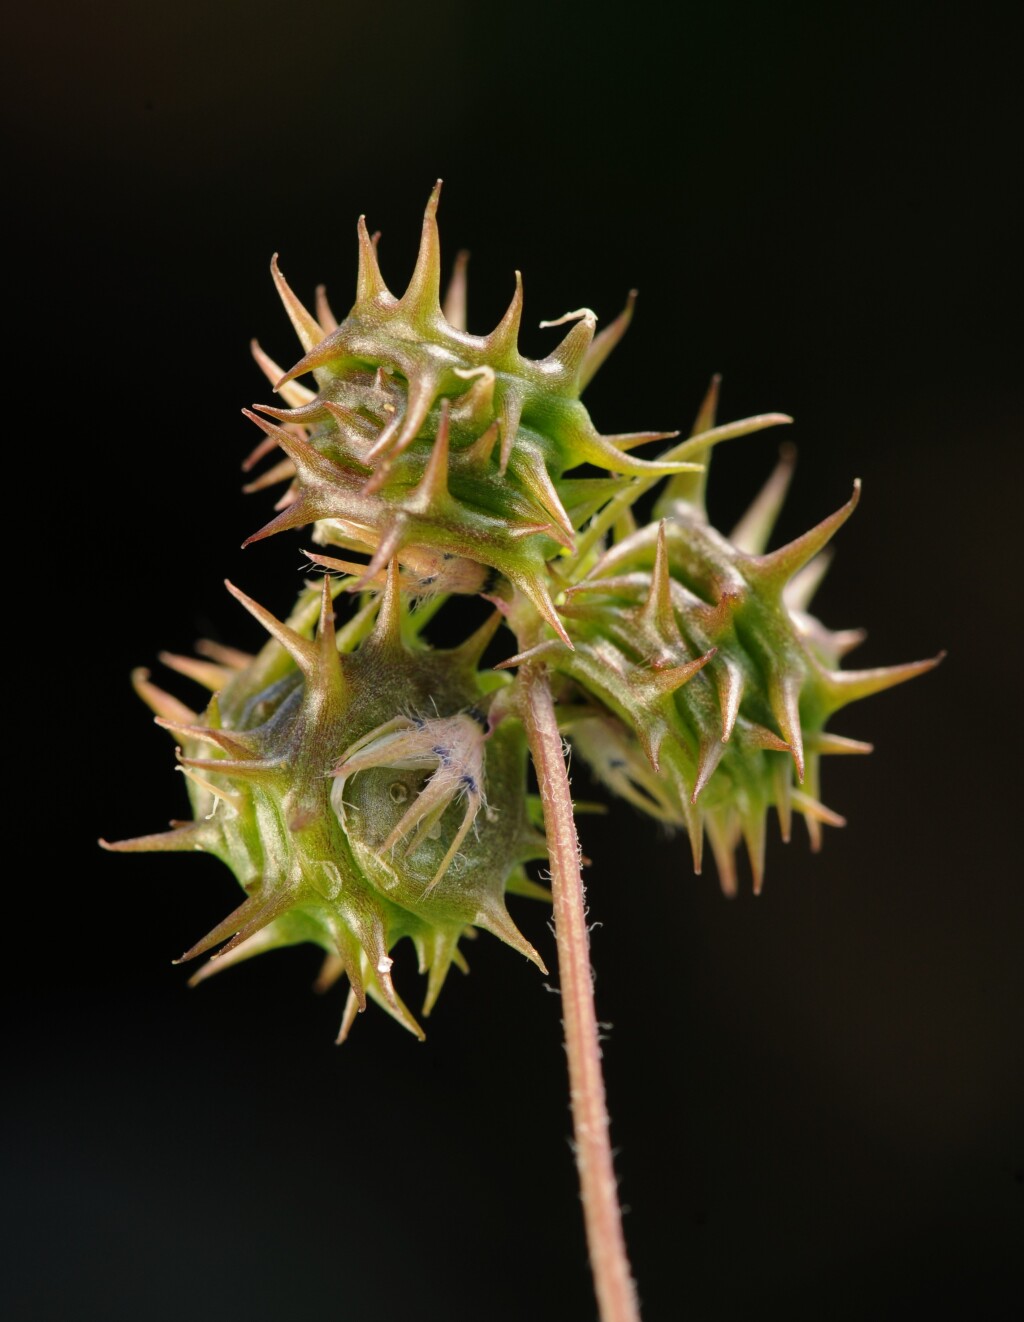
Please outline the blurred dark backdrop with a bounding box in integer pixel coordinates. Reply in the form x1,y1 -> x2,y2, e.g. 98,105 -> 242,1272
4,2 -> 1021,1319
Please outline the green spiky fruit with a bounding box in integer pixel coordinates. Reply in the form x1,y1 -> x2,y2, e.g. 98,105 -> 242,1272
242,180 -> 694,646
104,568 -> 548,1040
104,182 -> 939,1035
553,424 -> 939,893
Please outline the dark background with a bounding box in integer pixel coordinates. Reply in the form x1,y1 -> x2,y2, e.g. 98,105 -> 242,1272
5,3 -> 1021,1319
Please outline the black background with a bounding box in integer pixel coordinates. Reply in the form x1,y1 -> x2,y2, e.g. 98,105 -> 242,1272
5,3 -> 1022,1319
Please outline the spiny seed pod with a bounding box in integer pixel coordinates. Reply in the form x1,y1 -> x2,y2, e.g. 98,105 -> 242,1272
242,180 -> 693,646
103,566 -> 548,1040
550,383 -> 941,893
104,182 -> 940,1038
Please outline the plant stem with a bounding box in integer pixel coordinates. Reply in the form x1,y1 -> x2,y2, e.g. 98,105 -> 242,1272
520,661 -> 642,1322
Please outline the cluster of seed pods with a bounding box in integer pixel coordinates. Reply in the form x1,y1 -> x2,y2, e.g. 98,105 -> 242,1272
103,184 -> 939,1034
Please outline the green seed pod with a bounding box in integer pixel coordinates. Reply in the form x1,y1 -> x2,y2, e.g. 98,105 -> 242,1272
241,180 -> 694,646
554,381 -> 942,893
103,566 -> 546,1039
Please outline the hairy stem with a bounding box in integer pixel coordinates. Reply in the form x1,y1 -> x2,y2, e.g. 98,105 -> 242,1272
520,661 -> 641,1322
